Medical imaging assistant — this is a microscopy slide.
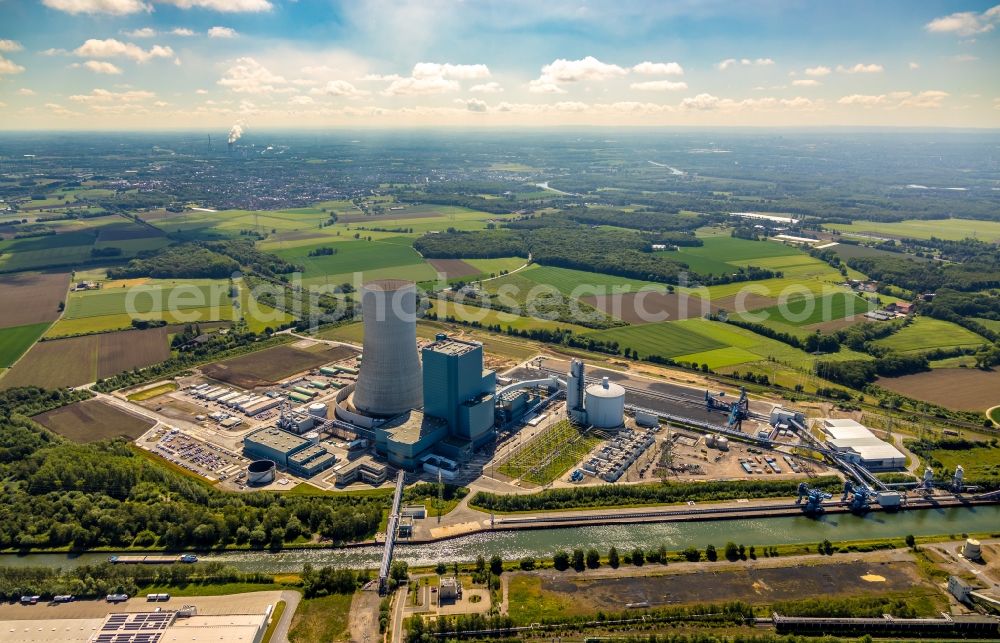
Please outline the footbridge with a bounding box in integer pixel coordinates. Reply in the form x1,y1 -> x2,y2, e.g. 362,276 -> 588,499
377,470 -> 406,595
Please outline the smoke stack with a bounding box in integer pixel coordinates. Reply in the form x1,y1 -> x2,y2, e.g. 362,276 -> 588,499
353,280 -> 423,417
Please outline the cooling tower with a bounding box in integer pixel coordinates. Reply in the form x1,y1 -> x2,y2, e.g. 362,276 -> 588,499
352,280 -> 423,417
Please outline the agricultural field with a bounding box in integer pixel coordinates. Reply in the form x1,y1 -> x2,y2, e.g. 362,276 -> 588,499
516,264 -> 666,297
316,320 -> 444,344
0,217 -> 170,271
465,256 -> 527,276
876,368 -> 1000,412
738,291 -> 875,330
200,343 -> 358,388
826,217 -> 1000,242
32,398 -> 155,443
237,279 -> 294,333
0,326 -> 172,389
270,237 -> 436,286
127,382 -> 178,401
585,321 -> 726,360
0,323 -> 51,367
427,258 -> 482,280
973,317 -> 1000,334
666,235 -> 806,277
498,419 -> 602,485
872,317 -> 987,354
0,271 -> 70,328
64,280 -> 231,319
913,440 -> 1000,483
429,299 -> 593,334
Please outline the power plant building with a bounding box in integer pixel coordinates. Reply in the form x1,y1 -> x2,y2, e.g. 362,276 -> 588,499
243,427 -> 337,477
352,280 -> 423,417
373,334 -> 497,470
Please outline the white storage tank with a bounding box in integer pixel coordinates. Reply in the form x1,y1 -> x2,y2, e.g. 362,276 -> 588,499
716,436 -> 730,451
304,431 -> 320,444
585,377 -> 625,429
308,402 -> 328,419
246,460 -> 276,486
963,538 -> 982,560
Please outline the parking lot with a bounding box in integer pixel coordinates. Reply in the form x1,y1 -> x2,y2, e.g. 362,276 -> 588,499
150,428 -> 249,483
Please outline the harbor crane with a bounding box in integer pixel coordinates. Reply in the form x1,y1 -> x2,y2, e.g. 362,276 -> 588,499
705,387 -> 750,431
842,480 -> 874,513
796,482 -> 832,515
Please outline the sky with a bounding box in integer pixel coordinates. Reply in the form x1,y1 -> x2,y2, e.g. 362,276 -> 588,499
1,0 -> 999,130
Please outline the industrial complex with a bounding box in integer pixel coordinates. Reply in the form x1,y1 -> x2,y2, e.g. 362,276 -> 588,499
119,278 -> 983,522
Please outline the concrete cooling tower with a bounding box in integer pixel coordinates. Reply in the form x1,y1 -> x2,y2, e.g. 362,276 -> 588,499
352,280 -> 423,417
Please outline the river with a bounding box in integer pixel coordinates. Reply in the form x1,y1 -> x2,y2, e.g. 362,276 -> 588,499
3,505 -> 997,573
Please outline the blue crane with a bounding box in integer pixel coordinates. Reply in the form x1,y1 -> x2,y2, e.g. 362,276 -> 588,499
796,482 -> 832,514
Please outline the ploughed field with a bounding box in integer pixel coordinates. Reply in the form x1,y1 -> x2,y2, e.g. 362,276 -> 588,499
200,343 -> 359,388
876,367 -> 1000,412
32,398 -> 155,442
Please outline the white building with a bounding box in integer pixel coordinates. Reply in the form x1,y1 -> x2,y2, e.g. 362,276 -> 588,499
819,418 -> 905,470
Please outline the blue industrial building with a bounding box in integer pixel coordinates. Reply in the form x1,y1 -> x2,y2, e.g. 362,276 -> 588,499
243,427 -> 338,477
374,334 -> 496,470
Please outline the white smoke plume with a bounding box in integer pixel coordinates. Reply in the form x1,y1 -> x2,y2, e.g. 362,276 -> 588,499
227,121 -> 245,145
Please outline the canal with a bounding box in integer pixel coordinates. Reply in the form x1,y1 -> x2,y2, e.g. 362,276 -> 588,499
3,505 -> 997,573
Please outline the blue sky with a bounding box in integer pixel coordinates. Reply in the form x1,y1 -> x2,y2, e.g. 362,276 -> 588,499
1,0 -> 998,129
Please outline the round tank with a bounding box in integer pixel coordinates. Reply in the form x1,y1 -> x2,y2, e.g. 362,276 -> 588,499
307,402 -> 328,419
585,376 -> 625,428
963,538 -> 982,560
716,436 -> 730,451
352,280 -> 423,417
705,434 -> 717,447
246,460 -> 276,486
303,431 -> 320,444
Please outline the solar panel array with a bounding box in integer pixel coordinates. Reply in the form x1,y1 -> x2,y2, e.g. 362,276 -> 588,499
92,612 -> 174,643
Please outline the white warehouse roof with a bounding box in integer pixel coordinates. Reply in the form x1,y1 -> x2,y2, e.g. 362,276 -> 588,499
820,418 -> 905,468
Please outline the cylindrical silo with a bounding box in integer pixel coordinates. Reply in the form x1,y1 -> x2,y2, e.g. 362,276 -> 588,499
308,402 -> 328,419
585,376 -> 625,429
352,280 -> 423,417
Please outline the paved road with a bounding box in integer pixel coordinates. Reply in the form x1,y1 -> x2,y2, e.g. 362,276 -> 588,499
390,586 -> 408,643
271,590 -> 302,643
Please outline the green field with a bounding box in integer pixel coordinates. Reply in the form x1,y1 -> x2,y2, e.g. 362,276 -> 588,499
127,382 -> 178,401
990,406 -> 1000,426
46,307 -> 234,336
740,291 -> 874,327
973,317 -> 1000,334
873,317 -> 987,354
288,593 -> 352,643
519,264 -> 667,296
668,236 -> 805,276
271,237 -> 437,285
429,299 -> 592,334
64,282 -> 230,319
499,419 -> 601,485
238,279 -> 294,333
466,256 -> 528,276
827,217 -> 1000,242
0,322 -> 50,367
586,321 -> 725,359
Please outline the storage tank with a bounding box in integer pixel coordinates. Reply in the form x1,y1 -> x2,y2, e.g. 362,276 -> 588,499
246,460 -> 276,486
705,434 -> 717,447
308,402 -> 328,419
634,411 -> 658,428
963,538 -> 982,560
715,436 -> 730,451
352,280 -> 423,417
303,431 -> 320,444
584,376 -> 625,429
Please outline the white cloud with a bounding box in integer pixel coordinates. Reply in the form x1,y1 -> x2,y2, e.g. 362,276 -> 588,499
0,40 -> 24,53
82,60 -> 123,74
70,88 -> 155,103
469,82 -> 503,93
632,61 -> 684,76
17,88 -> 35,96
804,65 -> 831,76
313,79 -> 368,98
40,48 -> 68,56
382,76 -> 459,96
527,80 -> 566,94
359,73 -> 403,81
838,90 -> 948,109
289,95 -> 314,105
457,98 -> 488,112
717,57 -> 774,70
195,88 -> 208,94
208,26 -> 238,38
837,63 -> 883,74
217,57 -> 291,94
681,93 -> 818,112
951,54 -> 979,62
157,0 -> 272,11
172,28 -> 195,36
412,62 -> 490,80
630,80 -> 687,91
42,0 -> 150,15
74,39 -> 174,63
792,79 -> 820,87
925,5 -> 1000,37
0,55 -> 25,76
536,56 -> 627,83
124,27 -> 156,38
909,62 -> 920,70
